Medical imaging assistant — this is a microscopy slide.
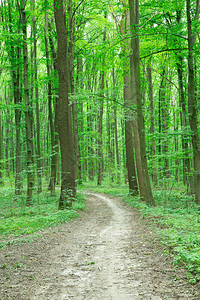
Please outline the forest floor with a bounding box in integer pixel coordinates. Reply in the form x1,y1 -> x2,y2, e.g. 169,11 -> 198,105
0,192 -> 199,299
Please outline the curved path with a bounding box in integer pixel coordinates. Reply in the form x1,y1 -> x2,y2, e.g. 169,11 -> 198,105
0,193 -> 199,299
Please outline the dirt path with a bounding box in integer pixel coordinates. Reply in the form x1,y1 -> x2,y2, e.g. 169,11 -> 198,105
0,193 -> 199,299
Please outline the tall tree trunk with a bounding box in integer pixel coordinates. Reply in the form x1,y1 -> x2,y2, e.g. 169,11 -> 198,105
54,0 -> 75,208
76,55 -> 84,183
176,55 -> 194,192
47,21 -> 60,187
161,72 -> 169,179
7,1 -> 22,194
97,23 -> 106,186
186,0 -> 200,204
106,97 -> 112,177
121,9 -> 138,195
18,0 -> 34,204
15,44 -> 22,194
86,63 -> 95,181
129,0 -> 155,205
114,106 -> 120,183
68,0 -> 79,184
32,1 -> 42,193
113,69 -> 120,183
124,75 -> 138,195
97,70 -> 104,185
44,16 -> 56,196
158,68 -> 165,180
174,112 -> 179,182
147,63 -> 158,186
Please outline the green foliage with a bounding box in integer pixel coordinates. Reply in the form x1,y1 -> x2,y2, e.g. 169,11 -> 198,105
82,181 -> 129,197
126,192 -> 200,281
0,187 -> 86,239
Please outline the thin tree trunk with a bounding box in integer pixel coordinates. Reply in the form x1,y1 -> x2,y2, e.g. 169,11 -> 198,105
174,112 -> 179,182
44,16 -> 56,195
106,97 -> 111,176
112,68 -> 120,183
76,55 -> 84,183
176,55 -> 194,192
15,45 -> 23,194
97,70 -> 104,185
48,20 -> 60,188
68,0 -> 79,184
7,1 -> 22,194
162,74 -> 169,179
49,22 -> 61,188
97,24 -> 106,186
147,63 -> 158,186
18,0 -> 34,204
158,68 -> 165,181
186,0 -> 200,204
32,1 -> 42,193
5,90 -> 10,177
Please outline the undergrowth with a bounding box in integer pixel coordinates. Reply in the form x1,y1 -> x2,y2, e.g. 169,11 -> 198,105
83,182 -> 200,283
0,187 -> 86,246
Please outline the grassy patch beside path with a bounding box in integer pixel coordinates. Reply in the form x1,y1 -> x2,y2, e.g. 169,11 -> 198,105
83,183 -> 200,283
0,188 -> 86,246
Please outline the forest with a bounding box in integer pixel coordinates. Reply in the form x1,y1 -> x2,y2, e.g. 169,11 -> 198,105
0,0 -> 200,292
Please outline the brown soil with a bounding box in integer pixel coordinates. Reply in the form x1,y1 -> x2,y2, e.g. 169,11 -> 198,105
0,192 -> 199,299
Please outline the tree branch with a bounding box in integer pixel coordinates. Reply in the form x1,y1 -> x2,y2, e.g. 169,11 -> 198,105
150,67 -> 180,93
140,48 -> 188,59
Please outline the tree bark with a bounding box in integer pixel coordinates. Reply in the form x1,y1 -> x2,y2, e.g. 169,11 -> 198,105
76,55 -> 84,183
47,21 -> 60,187
121,8 -> 139,195
160,69 -> 169,179
18,0 -> 34,204
97,70 -> 104,185
124,73 -> 138,195
113,69 -> 120,183
97,23 -> 106,186
54,0 -> 75,208
176,55 -> 194,192
68,0 -> 79,184
32,0 -> 42,193
44,16 -> 56,196
147,63 -> 158,186
7,1 -> 22,194
158,68 -> 165,181
129,0 -> 155,205
186,0 -> 200,204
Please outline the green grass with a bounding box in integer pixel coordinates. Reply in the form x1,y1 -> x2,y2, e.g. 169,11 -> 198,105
0,187 -> 86,243
84,182 -> 200,282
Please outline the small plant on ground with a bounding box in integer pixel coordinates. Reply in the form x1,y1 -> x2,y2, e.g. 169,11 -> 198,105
0,187 -> 86,244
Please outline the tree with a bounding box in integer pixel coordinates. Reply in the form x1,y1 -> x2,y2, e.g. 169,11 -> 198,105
32,0 -> 42,193
97,15 -> 106,186
147,63 -> 158,186
18,0 -> 34,204
54,0 -> 76,208
6,0 -> 22,194
186,0 -> 200,204
129,0 -> 155,205
120,8 -> 138,195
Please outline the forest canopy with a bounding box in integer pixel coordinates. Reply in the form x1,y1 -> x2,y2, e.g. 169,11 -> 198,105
0,0 -> 199,207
